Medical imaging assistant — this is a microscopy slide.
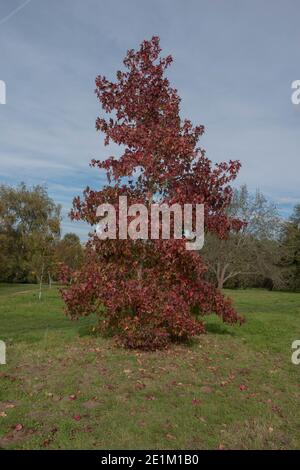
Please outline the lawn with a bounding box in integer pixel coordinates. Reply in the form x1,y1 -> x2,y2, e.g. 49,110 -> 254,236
0,284 -> 299,450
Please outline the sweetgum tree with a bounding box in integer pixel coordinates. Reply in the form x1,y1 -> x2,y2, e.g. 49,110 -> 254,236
61,37 -> 244,349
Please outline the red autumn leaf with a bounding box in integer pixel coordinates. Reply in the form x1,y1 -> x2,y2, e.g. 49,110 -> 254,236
14,423 -> 23,431
271,405 -> 283,416
239,384 -> 248,391
192,398 -> 201,405
69,394 -> 77,401
73,415 -> 81,421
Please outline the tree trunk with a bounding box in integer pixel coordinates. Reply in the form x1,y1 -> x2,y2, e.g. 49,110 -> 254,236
217,275 -> 224,290
217,264 -> 227,290
48,271 -> 52,289
137,264 -> 143,280
38,263 -> 44,300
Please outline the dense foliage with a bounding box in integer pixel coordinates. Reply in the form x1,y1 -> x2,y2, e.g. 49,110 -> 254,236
0,184 -> 83,285
60,37 -> 245,349
0,183 -> 61,283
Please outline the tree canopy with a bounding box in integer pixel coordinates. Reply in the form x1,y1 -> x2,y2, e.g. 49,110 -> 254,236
61,37 -> 244,350
0,183 -> 61,283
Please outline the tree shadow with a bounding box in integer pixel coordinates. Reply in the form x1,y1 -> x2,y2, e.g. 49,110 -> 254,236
205,322 -> 236,336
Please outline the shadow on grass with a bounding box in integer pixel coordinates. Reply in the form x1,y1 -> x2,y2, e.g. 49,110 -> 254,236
205,322 -> 236,336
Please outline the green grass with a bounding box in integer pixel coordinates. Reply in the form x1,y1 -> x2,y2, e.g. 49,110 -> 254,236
0,283 -> 37,296
0,284 -> 299,449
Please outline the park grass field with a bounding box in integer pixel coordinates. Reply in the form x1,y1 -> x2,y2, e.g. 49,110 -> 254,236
0,284 -> 299,450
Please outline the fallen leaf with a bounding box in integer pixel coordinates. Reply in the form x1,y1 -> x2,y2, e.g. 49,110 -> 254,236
192,398 -> 201,405
0,412 -> 7,418
14,423 -> 23,431
135,382 -> 146,390
104,383 -> 115,391
239,384 -> 248,391
69,394 -> 77,401
271,405 -> 283,416
73,415 -> 81,421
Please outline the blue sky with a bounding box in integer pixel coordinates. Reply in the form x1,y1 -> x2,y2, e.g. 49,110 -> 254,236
0,0 -> 299,239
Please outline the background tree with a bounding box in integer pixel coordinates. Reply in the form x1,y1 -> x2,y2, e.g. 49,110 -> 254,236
61,37 -> 244,350
280,204 -> 300,291
55,233 -> 83,281
202,185 -> 283,289
0,183 -> 61,284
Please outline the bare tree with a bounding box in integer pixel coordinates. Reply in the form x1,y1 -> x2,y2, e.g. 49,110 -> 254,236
202,185 -> 283,289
